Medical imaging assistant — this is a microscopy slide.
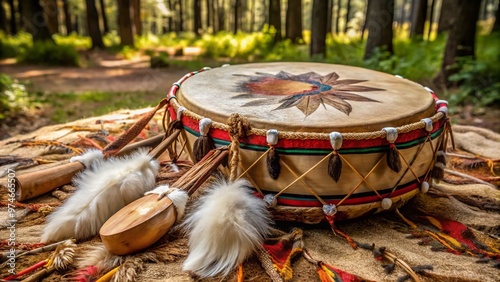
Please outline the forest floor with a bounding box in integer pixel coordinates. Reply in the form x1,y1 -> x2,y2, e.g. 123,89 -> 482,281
1,51 -> 499,139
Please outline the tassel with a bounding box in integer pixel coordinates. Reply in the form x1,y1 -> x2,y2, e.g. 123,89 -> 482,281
266,129 -> 281,179
327,132 -> 343,182
384,128 -> 401,173
167,106 -> 185,160
436,150 -> 447,165
193,118 -> 215,163
182,178 -> 272,278
41,148 -> 159,242
432,162 -> 445,180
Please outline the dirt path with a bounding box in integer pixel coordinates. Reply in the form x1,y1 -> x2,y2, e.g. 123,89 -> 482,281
0,52 -> 189,94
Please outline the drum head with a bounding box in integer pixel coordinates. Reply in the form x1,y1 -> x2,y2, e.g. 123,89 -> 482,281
178,63 -> 434,132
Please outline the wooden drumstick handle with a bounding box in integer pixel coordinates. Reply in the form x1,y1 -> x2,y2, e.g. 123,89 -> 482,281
14,134 -> 168,202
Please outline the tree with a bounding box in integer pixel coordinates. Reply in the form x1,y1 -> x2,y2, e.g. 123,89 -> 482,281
99,0 -> 109,34
178,0 -> 184,32
492,1 -> 500,33
131,0 -> 141,35
269,0 -> 281,42
117,0 -> 134,46
7,0 -> 16,34
20,0 -> 53,42
427,0 -> 436,40
0,0 -> 7,33
194,0 -> 202,34
326,0 -> 333,34
42,0 -> 58,35
361,0 -> 372,39
310,0 -> 328,57
364,0 -> 394,59
335,0 -> 341,34
62,0 -> 73,34
437,0 -> 455,33
286,0 -> 303,43
206,0 -> 212,30
232,0 -> 240,34
85,0 -> 104,48
410,0 -> 427,38
344,0 -> 351,33
215,0 -> 225,32
434,0 -> 481,87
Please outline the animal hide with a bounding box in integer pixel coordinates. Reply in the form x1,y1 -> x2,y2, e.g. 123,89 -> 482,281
41,148 -> 159,242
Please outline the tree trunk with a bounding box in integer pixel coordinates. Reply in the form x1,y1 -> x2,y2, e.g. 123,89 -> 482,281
335,0 -> 341,34
310,0 -> 328,57
492,0 -> 500,33
7,0 -> 16,34
62,0 -> 73,34
410,0 -> 426,38
193,0 -> 202,34
85,0 -> 104,48
20,0 -> 53,41
364,0 -> 394,59
216,0 -> 225,32
269,0 -> 282,42
286,0 -> 302,43
344,0 -> 351,33
117,0 -> 134,46
206,0 -> 212,30
42,0 -> 58,35
434,0 -> 481,87
250,0 -> 255,31
0,1 -> 7,33
400,0 -> 408,28
131,0 -> 142,35
437,0 -> 455,33
427,0 -> 436,40
167,0 -> 173,32
96,0 -> 109,34
326,0 -> 333,34
233,0 -> 239,34
361,0 -> 372,39
177,0 -> 184,32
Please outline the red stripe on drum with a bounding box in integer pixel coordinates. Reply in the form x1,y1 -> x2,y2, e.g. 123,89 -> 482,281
273,181 -> 419,207
171,105 -> 445,150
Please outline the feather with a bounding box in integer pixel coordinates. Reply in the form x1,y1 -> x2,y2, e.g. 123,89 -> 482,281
41,148 -> 160,243
266,147 -> 281,179
182,178 -> 272,278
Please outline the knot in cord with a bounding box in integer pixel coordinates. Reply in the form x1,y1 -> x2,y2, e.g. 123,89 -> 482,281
227,113 -> 251,181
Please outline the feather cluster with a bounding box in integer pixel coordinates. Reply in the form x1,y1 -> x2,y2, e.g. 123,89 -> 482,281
41,148 -> 159,243
182,178 -> 271,278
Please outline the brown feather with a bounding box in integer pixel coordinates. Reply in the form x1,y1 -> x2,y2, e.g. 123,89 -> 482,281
387,146 -> 402,173
328,153 -> 342,182
266,147 -> 281,179
193,136 -> 215,163
432,164 -> 445,180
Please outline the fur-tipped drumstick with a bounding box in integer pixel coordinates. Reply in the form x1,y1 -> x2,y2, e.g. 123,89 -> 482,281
14,133 -> 172,202
100,148 -> 229,255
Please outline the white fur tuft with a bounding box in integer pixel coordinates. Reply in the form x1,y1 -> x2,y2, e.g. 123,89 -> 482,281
70,149 -> 103,168
182,178 -> 271,278
145,185 -> 188,221
41,148 -> 159,242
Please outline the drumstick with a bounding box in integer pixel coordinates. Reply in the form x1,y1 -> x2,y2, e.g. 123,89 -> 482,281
13,134 -> 167,202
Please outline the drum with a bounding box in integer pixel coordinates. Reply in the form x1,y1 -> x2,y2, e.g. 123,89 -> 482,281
167,62 -> 448,223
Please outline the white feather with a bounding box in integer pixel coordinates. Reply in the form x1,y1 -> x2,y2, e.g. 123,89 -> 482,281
70,149 -> 103,168
41,148 -> 159,242
182,178 -> 271,278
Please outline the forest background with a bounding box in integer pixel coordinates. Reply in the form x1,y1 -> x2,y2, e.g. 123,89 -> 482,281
0,0 -> 499,139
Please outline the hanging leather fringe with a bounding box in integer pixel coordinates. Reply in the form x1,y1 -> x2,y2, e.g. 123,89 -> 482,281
387,144 -> 402,173
384,128 -> 401,173
432,162 -> 445,180
328,153 -> 342,182
266,130 -> 280,179
193,118 -> 215,163
328,132 -> 343,182
267,147 -> 281,180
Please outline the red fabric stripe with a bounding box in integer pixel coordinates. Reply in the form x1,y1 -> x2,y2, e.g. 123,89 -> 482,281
171,107 -> 445,150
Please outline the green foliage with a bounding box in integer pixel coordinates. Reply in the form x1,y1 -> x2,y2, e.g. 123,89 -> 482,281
53,33 -> 92,50
0,32 -> 32,58
0,74 -> 29,121
17,41 -> 80,66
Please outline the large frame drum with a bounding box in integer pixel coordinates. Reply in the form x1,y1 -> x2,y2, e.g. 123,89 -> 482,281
167,63 -> 449,223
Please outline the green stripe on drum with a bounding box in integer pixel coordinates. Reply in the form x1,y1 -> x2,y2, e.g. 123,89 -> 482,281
184,126 -> 443,155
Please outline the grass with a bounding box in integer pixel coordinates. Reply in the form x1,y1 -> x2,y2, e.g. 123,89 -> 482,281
33,91 -> 165,124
